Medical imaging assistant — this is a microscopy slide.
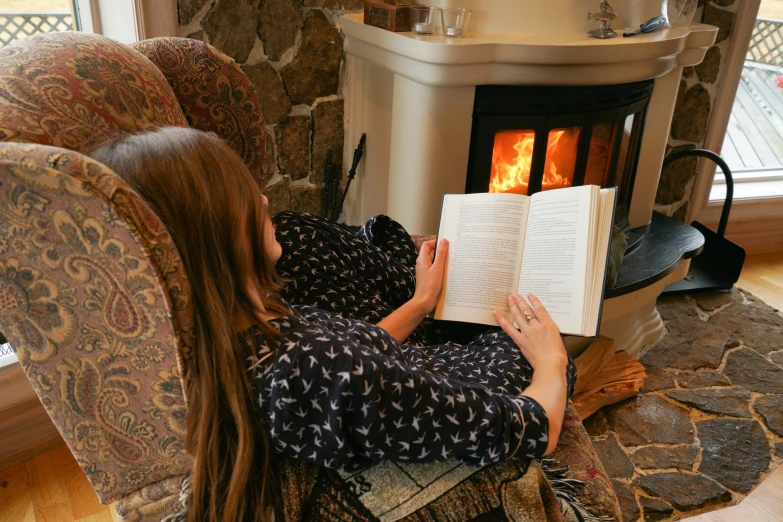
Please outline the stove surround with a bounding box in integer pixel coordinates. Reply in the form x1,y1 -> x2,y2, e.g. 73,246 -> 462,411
465,81 -> 654,229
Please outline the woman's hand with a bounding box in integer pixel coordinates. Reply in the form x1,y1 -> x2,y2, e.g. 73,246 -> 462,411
494,294 -> 569,455
377,239 -> 448,343
493,294 -> 568,372
412,239 -> 449,315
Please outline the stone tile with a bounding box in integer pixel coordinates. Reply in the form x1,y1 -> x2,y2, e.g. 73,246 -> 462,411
290,185 -> 324,215
697,418 -> 771,493
657,294 -> 700,323
605,395 -> 694,447
281,10 -> 343,105
584,411 -> 610,437
266,177 -> 291,216
640,321 -> 732,372
753,394 -> 783,437
639,496 -> 674,522
722,349 -> 783,394
677,370 -> 731,389
666,387 -> 752,418
671,83 -> 711,142
656,144 -> 697,206
611,480 -> 640,522
771,351 -> 783,366
709,298 -> 783,355
775,442 -> 783,458
629,445 -> 698,471
180,0 -> 212,26
702,3 -> 735,44
635,473 -> 731,512
592,434 -> 635,479
694,288 -> 743,312
241,61 -> 291,125
695,45 -> 721,84
276,115 -> 311,180
311,98 -> 344,185
640,367 -> 677,393
257,0 -> 303,62
201,0 -> 259,63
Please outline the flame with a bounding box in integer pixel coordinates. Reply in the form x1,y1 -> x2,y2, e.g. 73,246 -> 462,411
489,129 -> 579,195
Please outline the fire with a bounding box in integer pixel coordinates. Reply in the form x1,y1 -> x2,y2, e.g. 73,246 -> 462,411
489,128 -> 579,195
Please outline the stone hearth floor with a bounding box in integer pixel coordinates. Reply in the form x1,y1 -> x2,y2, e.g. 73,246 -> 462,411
586,288 -> 783,522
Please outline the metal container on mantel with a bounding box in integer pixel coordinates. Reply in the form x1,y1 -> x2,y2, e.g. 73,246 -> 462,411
423,0 -> 663,35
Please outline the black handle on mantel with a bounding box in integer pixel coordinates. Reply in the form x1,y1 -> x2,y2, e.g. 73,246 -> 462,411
661,148 -> 734,238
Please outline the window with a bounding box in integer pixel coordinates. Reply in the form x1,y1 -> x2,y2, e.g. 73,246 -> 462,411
0,0 -> 79,48
711,1 -> 783,203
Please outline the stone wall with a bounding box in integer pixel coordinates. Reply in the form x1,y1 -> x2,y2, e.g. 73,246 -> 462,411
178,0 -> 362,216
655,0 -> 741,222
180,0 -> 743,222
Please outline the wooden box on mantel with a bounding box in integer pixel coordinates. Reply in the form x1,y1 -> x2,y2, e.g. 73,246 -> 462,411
364,0 -> 412,32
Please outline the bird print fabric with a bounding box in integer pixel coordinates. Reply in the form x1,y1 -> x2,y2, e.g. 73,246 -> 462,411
243,212 -> 577,474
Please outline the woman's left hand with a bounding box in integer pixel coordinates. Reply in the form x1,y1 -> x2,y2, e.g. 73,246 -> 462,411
412,239 -> 449,314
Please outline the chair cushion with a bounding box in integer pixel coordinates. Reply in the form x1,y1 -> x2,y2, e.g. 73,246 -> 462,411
0,31 -> 187,151
132,37 -> 268,186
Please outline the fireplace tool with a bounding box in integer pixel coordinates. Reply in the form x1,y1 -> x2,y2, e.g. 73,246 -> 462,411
662,149 -> 746,295
327,134 -> 367,221
587,0 -> 618,39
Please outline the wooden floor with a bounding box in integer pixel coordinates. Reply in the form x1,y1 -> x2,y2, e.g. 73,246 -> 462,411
721,66 -> 783,177
0,444 -> 116,521
0,253 -> 781,522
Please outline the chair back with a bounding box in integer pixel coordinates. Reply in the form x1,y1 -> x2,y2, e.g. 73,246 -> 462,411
0,31 -> 187,152
132,37 -> 269,186
0,142 -> 194,504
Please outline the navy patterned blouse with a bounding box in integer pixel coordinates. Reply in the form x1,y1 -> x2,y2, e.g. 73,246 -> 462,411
243,211 -> 576,474
244,305 -> 576,474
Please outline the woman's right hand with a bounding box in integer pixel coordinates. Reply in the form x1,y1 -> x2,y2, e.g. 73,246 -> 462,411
493,294 -> 568,372
495,293 -> 569,455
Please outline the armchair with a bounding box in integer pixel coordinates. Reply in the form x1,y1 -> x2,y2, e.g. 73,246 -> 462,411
0,31 -> 619,521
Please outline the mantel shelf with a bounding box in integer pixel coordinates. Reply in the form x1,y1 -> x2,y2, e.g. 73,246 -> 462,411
341,13 -> 718,86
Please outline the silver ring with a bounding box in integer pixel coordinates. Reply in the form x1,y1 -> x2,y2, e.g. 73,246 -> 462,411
523,311 -> 533,323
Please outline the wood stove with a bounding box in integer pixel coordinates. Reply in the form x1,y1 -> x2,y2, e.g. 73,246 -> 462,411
465,81 -> 654,231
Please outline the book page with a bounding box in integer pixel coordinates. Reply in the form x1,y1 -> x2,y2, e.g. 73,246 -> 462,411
585,188 -> 617,335
434,193 -> 529,325
517,186 -> 593,335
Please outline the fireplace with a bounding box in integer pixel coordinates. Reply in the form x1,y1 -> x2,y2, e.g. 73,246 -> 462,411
340,9 -> 717,358
465,81 -> 654,231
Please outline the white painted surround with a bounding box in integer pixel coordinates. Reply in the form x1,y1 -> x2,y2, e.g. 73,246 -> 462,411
340,9 -> 717,357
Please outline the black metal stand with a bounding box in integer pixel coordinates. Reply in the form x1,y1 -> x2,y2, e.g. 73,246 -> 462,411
662,149 -> 746,295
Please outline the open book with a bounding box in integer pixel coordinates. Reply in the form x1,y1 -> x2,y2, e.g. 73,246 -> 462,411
434,185 -> 617,337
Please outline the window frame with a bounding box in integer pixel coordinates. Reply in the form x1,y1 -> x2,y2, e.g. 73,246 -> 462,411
73,0 -> 177,43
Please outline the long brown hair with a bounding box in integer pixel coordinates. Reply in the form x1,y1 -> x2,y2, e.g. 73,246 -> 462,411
89,127 -> 288,522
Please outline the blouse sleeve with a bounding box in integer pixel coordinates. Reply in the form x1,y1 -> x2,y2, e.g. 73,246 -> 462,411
259,323 -> 550,472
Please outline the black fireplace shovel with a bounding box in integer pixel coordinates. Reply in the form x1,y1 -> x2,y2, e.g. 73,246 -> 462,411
662,149 -> 746,295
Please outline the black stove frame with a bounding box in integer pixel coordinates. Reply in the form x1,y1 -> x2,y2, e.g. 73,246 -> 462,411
465,80 -> 654,230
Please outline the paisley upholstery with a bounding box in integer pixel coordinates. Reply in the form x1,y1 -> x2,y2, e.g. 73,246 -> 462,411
0,31 -> 187,152
132,37 -> 268,186
0,142 -> 193,504
115,474 -> 186,522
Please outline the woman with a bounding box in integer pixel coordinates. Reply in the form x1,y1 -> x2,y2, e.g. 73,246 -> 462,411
89,127 -> 574,522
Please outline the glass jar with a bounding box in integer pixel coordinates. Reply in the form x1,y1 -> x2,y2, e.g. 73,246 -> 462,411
665,0 -> 698,28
